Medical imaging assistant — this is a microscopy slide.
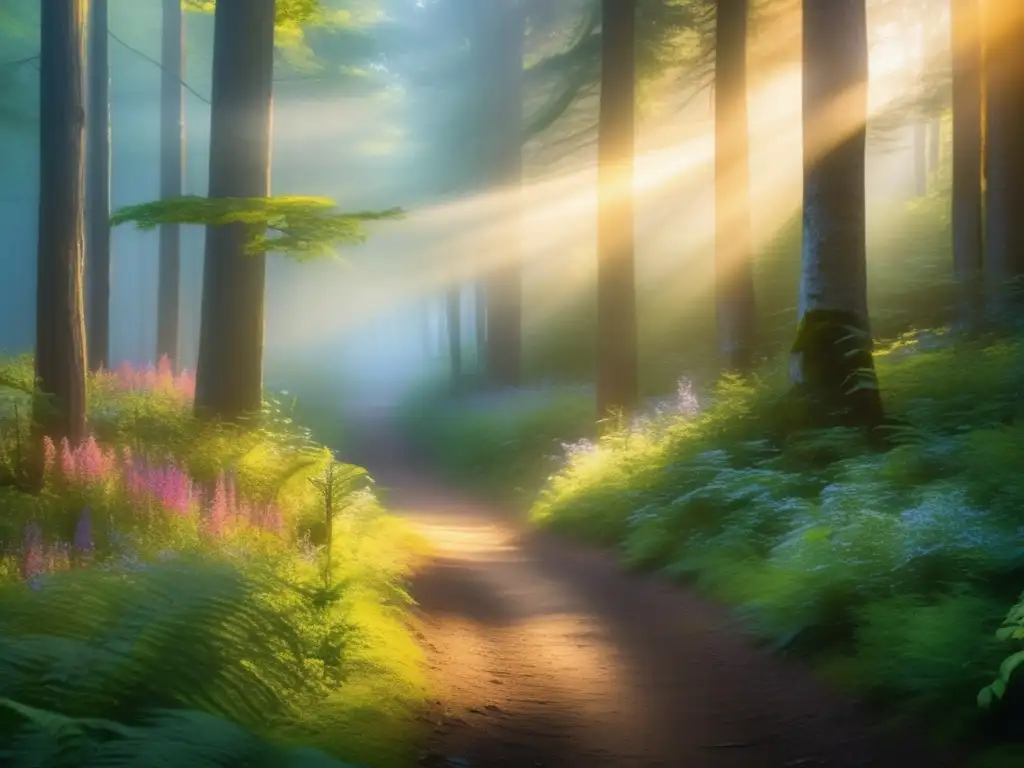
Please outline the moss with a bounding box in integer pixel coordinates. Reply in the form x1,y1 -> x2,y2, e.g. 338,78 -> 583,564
785,308 -> 885,432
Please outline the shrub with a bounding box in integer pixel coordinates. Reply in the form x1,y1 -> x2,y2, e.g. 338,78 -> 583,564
0,357 -> 428,767
528,333 -> 1024,751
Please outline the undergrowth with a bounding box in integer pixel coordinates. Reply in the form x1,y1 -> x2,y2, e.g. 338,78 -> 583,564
404,333 -> 1024,764
529,333 -> 1024,762
399,382 -> 595,507
0,355 -> 429,767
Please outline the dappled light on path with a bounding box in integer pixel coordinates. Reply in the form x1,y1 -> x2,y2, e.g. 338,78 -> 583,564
347,418 -> 957,768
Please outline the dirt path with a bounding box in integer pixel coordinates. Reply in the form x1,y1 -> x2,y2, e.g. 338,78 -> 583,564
345,412 -> 959,768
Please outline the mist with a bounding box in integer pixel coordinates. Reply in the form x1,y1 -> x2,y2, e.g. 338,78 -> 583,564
0,0 -> 949,410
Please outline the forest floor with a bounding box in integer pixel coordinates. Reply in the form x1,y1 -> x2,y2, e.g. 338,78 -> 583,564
345,409 -> 963,768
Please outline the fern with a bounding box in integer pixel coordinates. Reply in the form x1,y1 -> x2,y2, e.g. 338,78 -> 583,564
0,701 -> 359,767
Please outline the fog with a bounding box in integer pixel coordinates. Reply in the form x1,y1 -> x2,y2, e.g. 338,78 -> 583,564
0,0 -> 948,408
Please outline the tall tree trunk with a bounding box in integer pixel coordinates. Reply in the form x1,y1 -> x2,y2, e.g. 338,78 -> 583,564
714,0 -> 756,374
951,0 -> 984,332
596,0 -> 638,420
446,285 -> 462,393
85,0 -> 109,372
157,0 -> 184,368
791,0 -> 883,429
982,0 -> 1024,317
34,0 -> 88,453
194,0 -> 275,421
483,1 -> 525,388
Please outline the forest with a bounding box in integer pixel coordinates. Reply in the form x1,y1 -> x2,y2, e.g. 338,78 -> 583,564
0,0 -> 1021,766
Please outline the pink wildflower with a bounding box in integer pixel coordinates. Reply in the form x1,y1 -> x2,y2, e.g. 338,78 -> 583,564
59,438 -> 76,479
207,474 -> 230,536
156,355 -> 174,388
76,435 -> 107,481
177,370 -> 196,399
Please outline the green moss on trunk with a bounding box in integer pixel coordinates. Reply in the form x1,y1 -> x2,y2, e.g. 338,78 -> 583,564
785,308 -> 884,432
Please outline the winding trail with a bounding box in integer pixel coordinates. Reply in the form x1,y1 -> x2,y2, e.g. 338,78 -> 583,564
345,410 -> 960,768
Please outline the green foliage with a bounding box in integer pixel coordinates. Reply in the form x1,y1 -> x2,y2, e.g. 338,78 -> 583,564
411,334 -> 1024,752
399,383 -> 595,507
0,358 -> 429,767
524,0 -> 703,140
110,196 -> 403,261
527,335 -> 1024,746
0,560 -> 361,767
183,0 -> 324,28
978,592 -> 1024,711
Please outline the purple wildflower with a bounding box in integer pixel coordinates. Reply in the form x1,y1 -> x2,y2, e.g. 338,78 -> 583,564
73,507 -> 94,554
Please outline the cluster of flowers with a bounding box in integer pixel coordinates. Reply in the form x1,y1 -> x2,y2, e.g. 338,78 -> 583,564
100,355 -> 196,400
17,435 -> 284,582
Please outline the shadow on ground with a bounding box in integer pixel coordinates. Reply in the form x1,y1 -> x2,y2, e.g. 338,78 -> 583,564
342,410 -> 964,768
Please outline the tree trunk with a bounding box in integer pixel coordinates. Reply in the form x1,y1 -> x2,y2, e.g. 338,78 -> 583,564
157,0 -> 184,369
34,0 -> 88,453
982,0 -> 1024,317
596,0 -> 638,420
951,0 -> 984,332
483,1 -> 525,388
446,285 -> 462,393
194,0 -> 275,421
85,0 -> 109,372
790,0 -> 883,430
714,0 -> 757,374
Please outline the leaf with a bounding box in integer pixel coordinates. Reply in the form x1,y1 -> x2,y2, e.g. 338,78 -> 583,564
110,196 -> 403,262
998,650 -> 1024,684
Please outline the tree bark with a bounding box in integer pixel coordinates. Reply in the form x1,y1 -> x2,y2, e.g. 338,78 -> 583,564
35,0 -> 88,451
790,0 -> 883,430
951,0 -> 984,332
982,0 -> 1024,317
596,0 -> 638,420
714,0 -> 757,374
85,0 -> 109,372
194,0 -> 275,421
482,1 -> 525,388
157,0 -> 184,369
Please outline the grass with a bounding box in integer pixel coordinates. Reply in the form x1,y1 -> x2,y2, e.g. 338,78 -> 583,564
400,332 -> 1024,764
0,355 -> 431,767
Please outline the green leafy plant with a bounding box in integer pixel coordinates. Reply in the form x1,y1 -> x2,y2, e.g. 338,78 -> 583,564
110,196 -> 403,261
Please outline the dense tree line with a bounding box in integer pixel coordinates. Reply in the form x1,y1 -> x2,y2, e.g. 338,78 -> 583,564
17,0 -> 1023,456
